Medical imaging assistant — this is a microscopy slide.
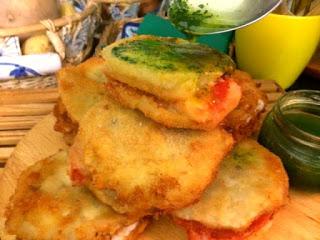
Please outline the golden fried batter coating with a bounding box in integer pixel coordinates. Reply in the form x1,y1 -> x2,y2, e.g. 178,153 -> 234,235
105,70 -> 266,136
70,98 -> 234,218
105,79 -> 217,130
54,57 -> 108,141
53,99 -> 79,144
5,151 -> 147,240
172,139 -> 289,240
101,35 -> 241,129
101,35 -> 235,102
222,70 -> 267,140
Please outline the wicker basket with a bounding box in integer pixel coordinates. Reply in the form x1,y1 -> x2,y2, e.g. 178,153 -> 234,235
0,2 -> 100,62
0,0 -> 151,89
96,17 -> 142,51
0,1 -> 99,89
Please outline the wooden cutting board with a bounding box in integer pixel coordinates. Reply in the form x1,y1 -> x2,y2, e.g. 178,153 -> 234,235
0,114 -> 319,239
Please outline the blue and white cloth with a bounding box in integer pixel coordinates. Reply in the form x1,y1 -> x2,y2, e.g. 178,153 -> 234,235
0,53 -> 62,79
109,3 -> 140,21
121,22 -> 140,39
0,37 -> 22,57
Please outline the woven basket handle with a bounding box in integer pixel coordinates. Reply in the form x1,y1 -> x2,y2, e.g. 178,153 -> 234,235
0,4 -> 97,38
40,20 -> 66,59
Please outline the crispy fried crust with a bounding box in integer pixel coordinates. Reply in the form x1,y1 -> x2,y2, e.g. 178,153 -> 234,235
101,35 -> 235,102
70,98 -> 234,218
175,212 -> 273,240
53,99 -> 79,144
5,151 -> 147,240
172,139 -> 289,238
105,70 -> 265,135
54,57 -> 108,142
101,35 -> 241,127
222,70 -> 267,140
105,79 -> 217,130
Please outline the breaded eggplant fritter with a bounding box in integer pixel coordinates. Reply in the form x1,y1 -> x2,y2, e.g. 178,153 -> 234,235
101,35 -> 241,130
54,57 -> 108,142
105,79 -> 214,130
106,70 -> 266,136
5,151 -> 148,240
222,70 -> 267,140
172,139 -> 289,240
53,99 -> 79,144
69,98 -> 234,218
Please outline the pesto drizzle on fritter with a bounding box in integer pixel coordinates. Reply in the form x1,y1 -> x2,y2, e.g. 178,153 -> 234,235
229,144 -> 257,169
112,39 -> 235,73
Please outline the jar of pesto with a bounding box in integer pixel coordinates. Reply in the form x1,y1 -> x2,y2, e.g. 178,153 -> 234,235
259,90 -> 320,189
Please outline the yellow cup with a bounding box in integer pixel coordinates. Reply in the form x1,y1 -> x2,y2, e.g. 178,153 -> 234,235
235,14 -> 320,89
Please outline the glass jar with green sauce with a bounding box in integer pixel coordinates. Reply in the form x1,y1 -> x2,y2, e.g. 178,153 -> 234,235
258,90 -> 320,189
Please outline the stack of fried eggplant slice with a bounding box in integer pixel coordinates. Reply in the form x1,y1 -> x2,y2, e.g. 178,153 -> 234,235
5,36 -> 288,240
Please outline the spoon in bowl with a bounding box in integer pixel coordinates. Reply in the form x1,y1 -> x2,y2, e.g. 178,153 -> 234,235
168,0 -> 282,35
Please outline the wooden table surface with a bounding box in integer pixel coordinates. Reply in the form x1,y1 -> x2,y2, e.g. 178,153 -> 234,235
0,88 -> 59,163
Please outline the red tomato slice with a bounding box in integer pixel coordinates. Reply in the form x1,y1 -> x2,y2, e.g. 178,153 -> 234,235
175,212 -> 273,240
181,77 -> 241,126
69,139 -> 88,185
205,77 -> 242,126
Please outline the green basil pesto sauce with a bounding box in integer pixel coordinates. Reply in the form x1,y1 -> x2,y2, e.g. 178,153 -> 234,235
229,145 -> 256,168
285,111 -> 320,137
112,39 -> 234,73
168,0 -> 212,33
168,0 -> 236,34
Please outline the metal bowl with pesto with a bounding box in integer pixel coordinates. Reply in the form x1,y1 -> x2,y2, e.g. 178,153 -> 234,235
168,0 -> 281,35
